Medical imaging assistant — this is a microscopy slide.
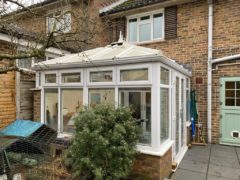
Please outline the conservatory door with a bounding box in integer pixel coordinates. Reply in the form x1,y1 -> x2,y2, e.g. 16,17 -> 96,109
172,74 -> 186,162
119,89 -> 151,145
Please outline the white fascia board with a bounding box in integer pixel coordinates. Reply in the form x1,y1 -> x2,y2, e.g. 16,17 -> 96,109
0,33 -> 69,56
34,55 -> 192,77
99,0 -> 128,14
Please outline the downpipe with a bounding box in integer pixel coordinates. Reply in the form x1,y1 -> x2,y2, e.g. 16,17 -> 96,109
207,0 -> 213,143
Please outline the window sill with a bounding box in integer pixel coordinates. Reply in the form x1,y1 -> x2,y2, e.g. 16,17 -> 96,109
135,39 -> 166,46
137,140 -> 174,157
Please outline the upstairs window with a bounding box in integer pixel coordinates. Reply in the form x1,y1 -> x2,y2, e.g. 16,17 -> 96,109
127,10 -> 164,43
47,11 -> 71,34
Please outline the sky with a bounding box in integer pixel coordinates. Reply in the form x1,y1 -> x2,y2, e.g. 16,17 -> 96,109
6,0 -> 43,12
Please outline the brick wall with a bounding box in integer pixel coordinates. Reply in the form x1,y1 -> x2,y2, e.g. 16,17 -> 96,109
0,41 -> 16,128
211,0 -> 240,143
132,149 -> 172,180
33,90 -> 41,121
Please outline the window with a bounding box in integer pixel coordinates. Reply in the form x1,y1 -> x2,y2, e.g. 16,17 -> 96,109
160,88 -> 169,143
160,67 -> 170,143
62,89 -> 83,133
119,88 -> 151,145
45,89 -> 58,131
45,74 -> 57,83
47,11 -> 71,33
225,81 -> 240,106
62,73 -> 81,83
128,10 -> 164,42
89,89 -> 115,108
120,68 -> 148,81
160,67 -> 170,84
90,71 -> 112,83
186,79 -> 191,122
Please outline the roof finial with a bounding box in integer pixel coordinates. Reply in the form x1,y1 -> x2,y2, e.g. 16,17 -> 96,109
118,31 -> 124,43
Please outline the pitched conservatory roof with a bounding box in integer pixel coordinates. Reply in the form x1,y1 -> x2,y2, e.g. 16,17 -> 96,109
34,41 -> 191,76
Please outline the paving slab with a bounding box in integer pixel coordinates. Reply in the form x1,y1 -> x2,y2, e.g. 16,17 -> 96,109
211,144 -> 236,153
211,148 -> 237,159
179,159 -> 208,173
207,174 -> 237,180
208,164 -> 240,180
172,169 -> 206,180
210,155 -> 240,168
184,151 -> 210,163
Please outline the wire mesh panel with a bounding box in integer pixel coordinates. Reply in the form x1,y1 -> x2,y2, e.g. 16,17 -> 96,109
0,121 -> 72,179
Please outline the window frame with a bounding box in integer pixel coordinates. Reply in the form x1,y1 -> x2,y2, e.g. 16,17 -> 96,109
46,10 -> 72,34
126,9 -> 165,43
159,65 -> 172,146
44,71 -> 58,86
60,88 -> 83,133
117,64 -> 152,85
87,67 -> 115,86
60,69 -> 83,86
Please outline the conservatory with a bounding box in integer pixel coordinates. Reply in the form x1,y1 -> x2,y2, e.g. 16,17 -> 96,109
34,40 -> 191,165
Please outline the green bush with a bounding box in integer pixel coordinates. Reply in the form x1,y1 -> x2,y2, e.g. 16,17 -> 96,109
67,105 -> 140,180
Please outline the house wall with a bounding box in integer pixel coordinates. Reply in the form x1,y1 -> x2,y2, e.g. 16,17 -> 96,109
0,41 -> 16,128
107,0 -> 240,144
120,0 -> 209,141
211,0 -> 240,143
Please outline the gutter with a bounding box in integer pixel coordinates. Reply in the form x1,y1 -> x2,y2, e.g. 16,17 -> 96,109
34,55 -> 192,77
207,0 -> 213,143
212,54 -> 240,64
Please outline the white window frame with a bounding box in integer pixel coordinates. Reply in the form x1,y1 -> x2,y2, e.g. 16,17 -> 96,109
127,9 -> 165,43
159,65 -> 172,147
117,64 -> 152,85
60,69 -> 83,86
60,87 -> 84,133
43,71 -> 59,86
87,67 -> 115,86
46,10 -> 72,34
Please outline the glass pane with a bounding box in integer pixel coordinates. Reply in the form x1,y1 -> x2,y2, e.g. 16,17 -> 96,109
119,88 -> 151,145
62,89 -> 83,133
181,79 -> 184,147
120,68 -> 148,81
62,73 -> 81,83
237,99 -> 240,106
225,81 -> 235,89
225,98 -> 235,106
45,74 -> 56,83
140,16 -> 150,21
175,77 -> 180,154
45,89 -> 58,131
236,82 -> 240,89
225,90 -> 235,98
186,90 -> 190,121
153,13 -> 163,39
90,71 -> 112,82
160,88 -> 169,143
89,89 -> 115,108
237,90 -> 240,98
129,18 -> 137,42
160,67 -> 169,84
139,23 -> 151,42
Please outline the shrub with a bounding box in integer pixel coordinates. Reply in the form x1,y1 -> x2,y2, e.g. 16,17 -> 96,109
67,105 -> 140,180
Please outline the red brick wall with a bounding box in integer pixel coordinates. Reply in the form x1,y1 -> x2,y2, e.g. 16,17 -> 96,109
33,90 -> 41,121
132,149 -> 172,180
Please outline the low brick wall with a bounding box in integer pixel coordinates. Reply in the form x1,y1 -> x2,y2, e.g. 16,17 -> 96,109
33,90 -> 41,121
132,148 -> 172,180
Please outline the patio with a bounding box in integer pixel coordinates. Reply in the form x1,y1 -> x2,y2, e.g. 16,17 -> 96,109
171,144 -> 240,180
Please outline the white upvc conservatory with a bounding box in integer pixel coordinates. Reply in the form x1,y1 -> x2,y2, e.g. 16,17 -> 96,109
34,40 -> 191,163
